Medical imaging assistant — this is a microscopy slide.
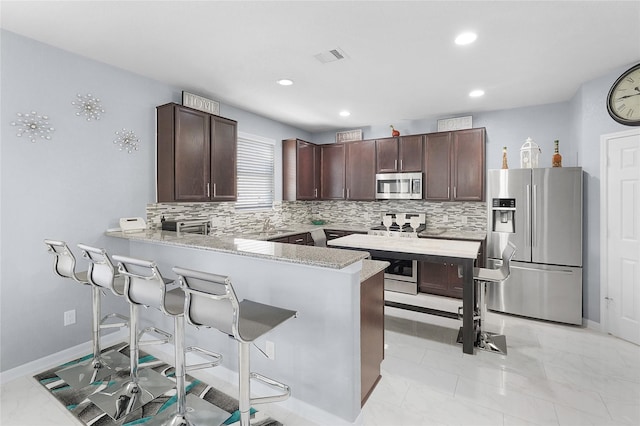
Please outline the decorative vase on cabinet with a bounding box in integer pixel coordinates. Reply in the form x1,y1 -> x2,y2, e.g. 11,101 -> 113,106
552,140 -> 562,167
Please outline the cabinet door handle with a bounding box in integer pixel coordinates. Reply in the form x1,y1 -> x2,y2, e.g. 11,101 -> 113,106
314,188 -> 318,197
447,187 -> 450,198
207,183 -> 210,197
400,159 -> 403,170
343,188 -> 345,198
347,188 -> 350,198
454,186 -> 457,199
213,183 -> 217,197
395,159 -> 398,170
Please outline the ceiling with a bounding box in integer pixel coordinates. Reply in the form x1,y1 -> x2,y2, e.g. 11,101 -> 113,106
2,1 -> 639,133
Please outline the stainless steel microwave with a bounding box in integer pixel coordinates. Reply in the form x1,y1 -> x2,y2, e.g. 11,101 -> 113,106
375,172 -> 423,200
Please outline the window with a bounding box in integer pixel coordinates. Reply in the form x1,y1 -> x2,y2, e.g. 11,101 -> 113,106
236,132 -> 275,210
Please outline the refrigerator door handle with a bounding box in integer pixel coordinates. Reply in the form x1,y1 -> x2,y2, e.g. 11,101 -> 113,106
526,184 -> 531,248
532,184 -> 537,247
511,265 -> 575,274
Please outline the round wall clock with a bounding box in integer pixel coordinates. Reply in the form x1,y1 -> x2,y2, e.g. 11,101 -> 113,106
607,63 -> 640,126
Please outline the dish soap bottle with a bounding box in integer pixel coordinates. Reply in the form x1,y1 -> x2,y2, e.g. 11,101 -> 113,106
502,146 -> 508,169
552,140 -> 562,167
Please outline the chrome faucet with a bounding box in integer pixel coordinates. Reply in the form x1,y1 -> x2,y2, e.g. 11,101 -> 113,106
262,218 -> 274,232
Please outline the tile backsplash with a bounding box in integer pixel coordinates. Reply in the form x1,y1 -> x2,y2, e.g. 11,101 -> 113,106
147,200 -> 486,236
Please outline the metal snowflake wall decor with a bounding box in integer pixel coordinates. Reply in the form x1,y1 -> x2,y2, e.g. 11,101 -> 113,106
114,128 -> 139,153
11,111 -> 55,142
72,93 -> 105,121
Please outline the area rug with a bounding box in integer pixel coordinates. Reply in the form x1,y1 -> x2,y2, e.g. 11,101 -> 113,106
34,342 -> 282,426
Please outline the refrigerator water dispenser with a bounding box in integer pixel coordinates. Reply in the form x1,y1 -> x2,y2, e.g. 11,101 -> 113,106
492,198 -> 515,233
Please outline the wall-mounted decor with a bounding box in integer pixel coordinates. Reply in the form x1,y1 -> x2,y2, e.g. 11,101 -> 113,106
606,62 -> 640,126
113,128 -> 139,153
11,111 -> 55,142
182,91 -> 220,115
437,116 -> 473,132
336,129 -> 362,143
72,93 -> 105,121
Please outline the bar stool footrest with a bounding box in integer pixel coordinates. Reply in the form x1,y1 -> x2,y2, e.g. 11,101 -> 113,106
100,312 -> 129,330
185,345 -> 223,372
457,306 -> 481,321
249,372 -> 291,406
138,326 -> 172,346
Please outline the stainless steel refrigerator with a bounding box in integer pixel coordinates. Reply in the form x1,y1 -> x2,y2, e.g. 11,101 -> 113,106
486,167 -> 583,325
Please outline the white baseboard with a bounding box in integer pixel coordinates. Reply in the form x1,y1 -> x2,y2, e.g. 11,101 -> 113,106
0,329 -> 128,385
583,318 -> 601,332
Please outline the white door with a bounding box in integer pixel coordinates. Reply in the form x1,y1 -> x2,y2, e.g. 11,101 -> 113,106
601,129 -> 640,345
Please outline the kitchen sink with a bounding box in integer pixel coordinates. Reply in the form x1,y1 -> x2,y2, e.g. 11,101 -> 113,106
242,229 -> 294,237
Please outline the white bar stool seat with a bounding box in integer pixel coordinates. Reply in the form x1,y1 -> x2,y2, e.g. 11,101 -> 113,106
88,255 -> 178,421
473,241 -> 517,355
44,239 -> 129,389
174,267 -> 297,426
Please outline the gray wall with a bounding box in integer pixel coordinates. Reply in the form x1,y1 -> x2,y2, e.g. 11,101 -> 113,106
0,29 -> 634,372
0,30 -> 308,372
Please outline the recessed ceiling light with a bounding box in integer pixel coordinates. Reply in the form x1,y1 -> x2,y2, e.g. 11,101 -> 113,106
339,110 -> 351,117
277,79 -> 293,86
469,89 -> 485,98
455,32 -> 477,45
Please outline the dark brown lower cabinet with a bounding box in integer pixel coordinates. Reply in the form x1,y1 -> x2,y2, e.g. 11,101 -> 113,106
418,261 -> 464,298
268,232 -> 314,245
418,239 -> 485,299
360,270 -> 384,406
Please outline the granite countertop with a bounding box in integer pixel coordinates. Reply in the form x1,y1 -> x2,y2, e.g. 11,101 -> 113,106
360,259 -> 389,282
230,223 -> 369,240
418,229 -> 486,241
106,229 -> 369,270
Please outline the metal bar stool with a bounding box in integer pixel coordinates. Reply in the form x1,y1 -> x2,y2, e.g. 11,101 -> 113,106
44,239 -> 129,389
88,255 -> 177,421
174,267 -> 297,426
474,241 -> 517,355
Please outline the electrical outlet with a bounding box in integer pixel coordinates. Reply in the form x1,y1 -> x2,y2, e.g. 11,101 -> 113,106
265,340 -> 275,360
64,309 -> 76,326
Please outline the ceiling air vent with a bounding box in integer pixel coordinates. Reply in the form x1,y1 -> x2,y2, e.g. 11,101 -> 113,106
314,48 -> 347,64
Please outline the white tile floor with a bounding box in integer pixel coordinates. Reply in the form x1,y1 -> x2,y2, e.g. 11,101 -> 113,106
2,306 -> 639,426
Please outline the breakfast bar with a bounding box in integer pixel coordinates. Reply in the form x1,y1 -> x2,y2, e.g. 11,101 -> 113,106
328,234 -> 482,355
105,229 -> 386,423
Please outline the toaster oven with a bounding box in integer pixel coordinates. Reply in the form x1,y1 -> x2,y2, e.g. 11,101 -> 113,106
161,219 -> 209,235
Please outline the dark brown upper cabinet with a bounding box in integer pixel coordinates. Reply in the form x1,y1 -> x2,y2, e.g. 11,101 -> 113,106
156,103 -> 237,202
424,128 -> 485,201
345,140 -> 376,200
320,144 -> 346,200
375,135 -> 424,173
283,139 -> 321,200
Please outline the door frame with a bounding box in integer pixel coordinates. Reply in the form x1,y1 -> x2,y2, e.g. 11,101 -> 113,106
600,128 -> 640,336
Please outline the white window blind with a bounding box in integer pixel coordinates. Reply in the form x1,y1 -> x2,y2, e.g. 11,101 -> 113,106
236,132 -> 275,210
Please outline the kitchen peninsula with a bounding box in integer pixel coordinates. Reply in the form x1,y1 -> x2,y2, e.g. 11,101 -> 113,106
105,229 -> 387,423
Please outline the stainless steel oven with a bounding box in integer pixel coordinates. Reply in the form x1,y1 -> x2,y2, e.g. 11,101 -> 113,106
371,256 -> 418,295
